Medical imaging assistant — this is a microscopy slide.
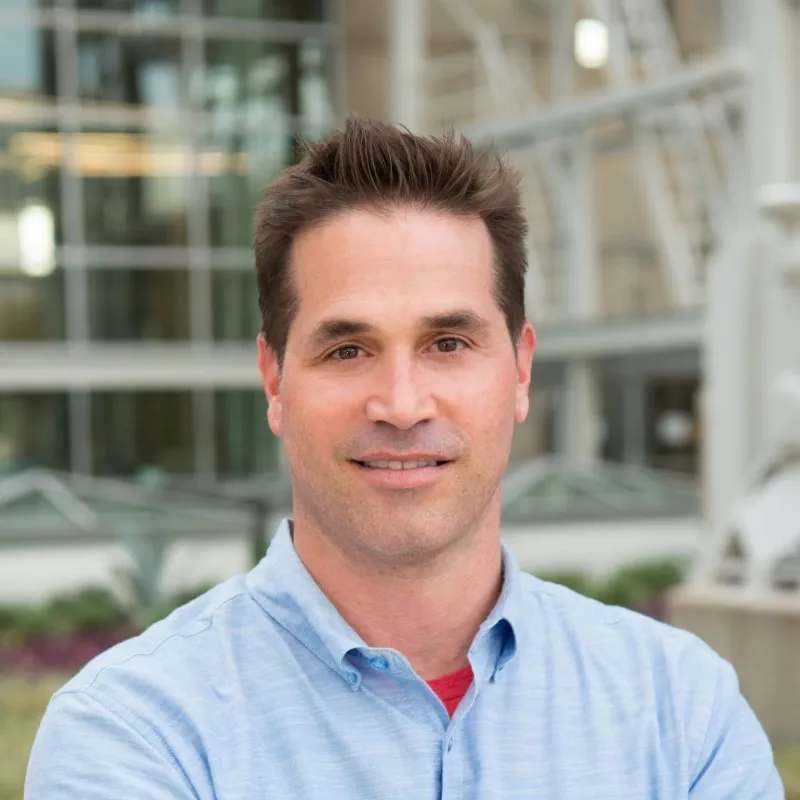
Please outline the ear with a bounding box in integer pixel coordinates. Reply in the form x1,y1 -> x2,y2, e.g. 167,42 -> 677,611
257,335 -> 284,437
514,322 -> 536,424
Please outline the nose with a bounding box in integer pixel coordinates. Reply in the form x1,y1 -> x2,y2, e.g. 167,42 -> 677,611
364,352 -> 437,430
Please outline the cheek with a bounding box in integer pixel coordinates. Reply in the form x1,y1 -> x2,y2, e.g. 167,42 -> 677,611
281,379 -> 356,440
454,371 -> 517,432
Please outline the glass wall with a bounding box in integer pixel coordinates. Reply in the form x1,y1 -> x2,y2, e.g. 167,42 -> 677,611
0,22 -> 57,102
76,32 -> 184,112
212,269 -> 261,341
216,389 -> 280,476
77,125 -> 191,247
0,393 -> 70,473
0,0 -> 336,478
202,0 -> 327,22
601,357 -> 701,477
91,391 -> 195,476
87,268 -> 191,340
0,268 -> 65,340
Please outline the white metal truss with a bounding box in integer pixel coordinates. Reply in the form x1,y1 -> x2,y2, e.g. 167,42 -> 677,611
426,0 -> 746,316
587,0 -> 738,308
430,0 -> 575,322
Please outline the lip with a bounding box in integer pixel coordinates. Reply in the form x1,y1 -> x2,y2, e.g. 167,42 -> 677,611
350,459 -> 452,490
354,453 -> 449,462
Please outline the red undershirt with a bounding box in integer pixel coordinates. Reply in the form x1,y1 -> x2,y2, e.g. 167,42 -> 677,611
426,664 -> 474,717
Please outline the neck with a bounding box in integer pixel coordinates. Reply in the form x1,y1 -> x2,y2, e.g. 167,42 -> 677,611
291,509 -> 503,680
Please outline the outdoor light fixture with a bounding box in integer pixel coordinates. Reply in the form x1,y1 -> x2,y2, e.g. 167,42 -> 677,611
18,202 -> 55,278
574,17 -> 609,69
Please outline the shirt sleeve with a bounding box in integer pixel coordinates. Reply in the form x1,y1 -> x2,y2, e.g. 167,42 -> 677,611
688,659 -> 784,798
25,689 -> 199,800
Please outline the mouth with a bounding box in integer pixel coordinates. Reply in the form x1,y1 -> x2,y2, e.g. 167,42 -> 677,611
353,459 -> 450,470
349,458 -> 453,489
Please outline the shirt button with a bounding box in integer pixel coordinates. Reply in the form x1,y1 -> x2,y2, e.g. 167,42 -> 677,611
446,739 -> 455,753
347,672 -> 360,688
369,656 -> 390,671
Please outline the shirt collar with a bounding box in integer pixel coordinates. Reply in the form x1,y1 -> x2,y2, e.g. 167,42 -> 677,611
246,518 -> 526,685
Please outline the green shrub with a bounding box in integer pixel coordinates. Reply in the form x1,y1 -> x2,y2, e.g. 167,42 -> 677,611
0,581 -> 221,646
0,605 -> 55,647
42,587 -> 129,632
533,569 -> 596,598
0,587 -> 130,646
532,558 -> 689,611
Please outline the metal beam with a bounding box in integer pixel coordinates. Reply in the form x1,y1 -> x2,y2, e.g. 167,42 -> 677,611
464,56 -> 749,147
0,346 -> 260,390
633,126 -> 699,307
562,132 -> 602,465
388,0 -> 427,130
534,312 -> 703,361
549,0 -> 574,102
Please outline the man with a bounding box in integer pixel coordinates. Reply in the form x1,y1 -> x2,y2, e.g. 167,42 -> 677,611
26,117 -> 783,798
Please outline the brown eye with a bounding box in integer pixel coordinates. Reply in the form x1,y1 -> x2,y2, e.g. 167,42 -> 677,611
331,345 -> 361,360
436,338 -> 462,353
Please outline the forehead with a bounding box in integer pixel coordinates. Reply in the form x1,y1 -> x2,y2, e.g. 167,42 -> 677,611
288,209 -> 498,329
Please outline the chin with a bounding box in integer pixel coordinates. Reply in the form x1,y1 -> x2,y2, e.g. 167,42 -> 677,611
357,519 -> 462,564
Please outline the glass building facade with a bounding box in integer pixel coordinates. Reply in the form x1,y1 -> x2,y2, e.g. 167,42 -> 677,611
0,0 -> 337,477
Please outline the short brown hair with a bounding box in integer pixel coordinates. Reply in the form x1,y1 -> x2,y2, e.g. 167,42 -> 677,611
253,115 -> 528,365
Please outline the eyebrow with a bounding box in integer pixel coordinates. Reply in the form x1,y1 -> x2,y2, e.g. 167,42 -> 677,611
309,319 -> 376,350
420,310 -> 491,336
309,309 -> 491,350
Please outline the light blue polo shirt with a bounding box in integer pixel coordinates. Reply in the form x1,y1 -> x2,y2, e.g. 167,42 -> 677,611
26,519 -> 783,798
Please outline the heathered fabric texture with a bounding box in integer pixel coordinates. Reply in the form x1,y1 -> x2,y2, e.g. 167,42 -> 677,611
26,519 -> 783,799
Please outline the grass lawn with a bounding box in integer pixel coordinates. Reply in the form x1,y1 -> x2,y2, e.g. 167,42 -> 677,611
0,673 -> 69,800
2,671 -> 799,799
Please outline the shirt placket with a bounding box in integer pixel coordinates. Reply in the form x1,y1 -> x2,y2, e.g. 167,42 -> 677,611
440,728 -> 464,800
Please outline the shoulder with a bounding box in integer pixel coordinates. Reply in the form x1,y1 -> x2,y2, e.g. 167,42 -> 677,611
508,575 -> 781,794
27,575 -> 275,797
53,574 -> 268,716
517,573 -> 733,748
519,570 -> 722,666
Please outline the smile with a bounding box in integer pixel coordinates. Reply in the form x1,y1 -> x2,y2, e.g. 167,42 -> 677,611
350,459 -> 452,489
356,459 -> 444,470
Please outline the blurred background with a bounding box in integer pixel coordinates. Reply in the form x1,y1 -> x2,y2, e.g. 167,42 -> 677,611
0,0 -> 798,795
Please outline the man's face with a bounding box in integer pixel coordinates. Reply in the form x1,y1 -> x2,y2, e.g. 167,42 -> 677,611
258,208 -> 535,567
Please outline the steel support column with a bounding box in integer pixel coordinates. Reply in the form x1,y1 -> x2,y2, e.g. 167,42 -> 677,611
703,0 -> 799,546
388,0 -> 427,130
563,134 -> 602,466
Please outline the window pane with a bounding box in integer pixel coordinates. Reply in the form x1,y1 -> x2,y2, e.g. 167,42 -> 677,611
647,377 -> 700,475
0,123 -> 65,339
87,268 -> 190,340
0,392 -> 69,473
201,39 -> 333,246
202,38 -> 334,122
79,129 -> 190,246
215,390 -> 279,477
3,0 -> 56,8
91,391 -> 194,476
212,270 -> 260,341
0,23 -> 57,102
76,0 -> 180,12
206,143 -> 268,248
0,269 -> 64,340
0,125 -> 63,245
601,372 -> 700,476
77,32 -> 183,112
202,0 -> 327,21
